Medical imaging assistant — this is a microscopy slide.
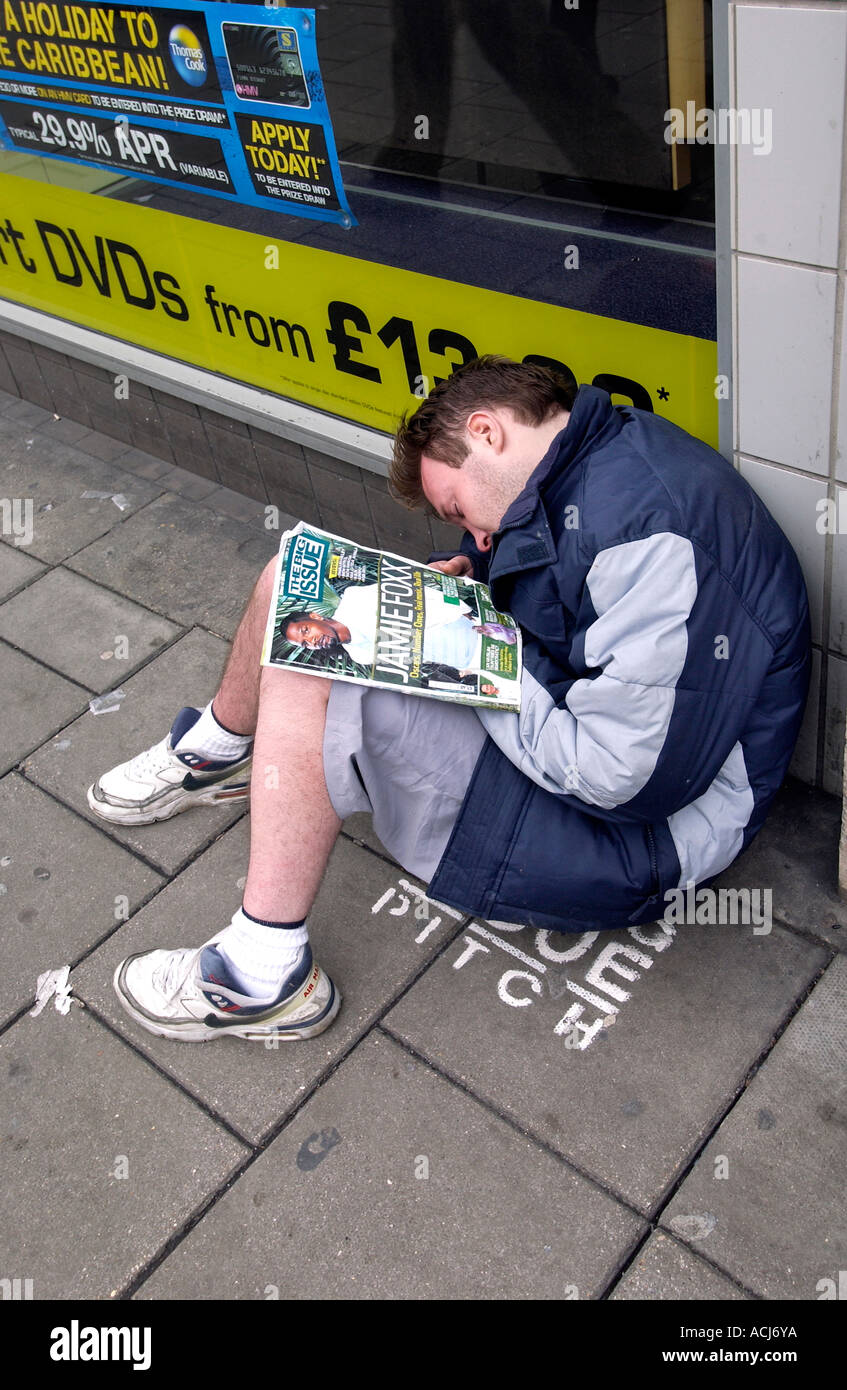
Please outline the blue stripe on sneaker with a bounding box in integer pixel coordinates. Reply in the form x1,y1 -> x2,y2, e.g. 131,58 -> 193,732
198,943 -> 314,1014
169,706 -> 202,746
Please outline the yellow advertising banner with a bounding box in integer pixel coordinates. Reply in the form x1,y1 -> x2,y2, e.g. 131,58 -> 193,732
0,172 -> 718,446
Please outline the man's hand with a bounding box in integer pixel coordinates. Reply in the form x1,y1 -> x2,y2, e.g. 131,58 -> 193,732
429,555 -> 474,578
474,622 -> 517,644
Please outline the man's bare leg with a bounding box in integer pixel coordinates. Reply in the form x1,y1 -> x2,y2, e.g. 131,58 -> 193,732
199,558 -> 342,918
110,557 -> 343,1039
211,558 -> 278,738
88,557 -> 278,822
242,664 -> 342,922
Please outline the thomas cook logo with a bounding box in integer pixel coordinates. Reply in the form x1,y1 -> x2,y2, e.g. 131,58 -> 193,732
168,24 -> 207,86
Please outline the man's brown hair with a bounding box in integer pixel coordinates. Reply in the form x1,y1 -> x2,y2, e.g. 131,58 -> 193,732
389,354 -> 577,510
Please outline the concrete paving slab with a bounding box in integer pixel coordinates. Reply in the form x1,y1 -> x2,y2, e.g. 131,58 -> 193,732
161,465 -> 219,502
660,954 -> 847,1300
0,567 -> 180,693
0,1003 -> 247,1299
0,540 -> 44,600
66,490 -> 278,639
137,1030 -> 646,1300
0,399 -> 52,427
72,430 -> 132,463
713,778 -> 847,952
35,416 -> 93,446
383,919 -> 827,1213
202,485 -> 268,526
74,828 -> 465,1143
115,448 -> 175,481
0,773 -> 163,1025
1,389 -> 843,1305
609,1231 -> 751,1300
21,627 -> 246,876
341,810 -> 401,865
0,640 -> 89,776
0,421 -> 163,563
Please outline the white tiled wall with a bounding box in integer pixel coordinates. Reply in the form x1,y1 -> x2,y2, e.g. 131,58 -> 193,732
736,257 -> 836,473
837,334 -> 847,485
725,0 -> 847,790
735,5 -> 846,266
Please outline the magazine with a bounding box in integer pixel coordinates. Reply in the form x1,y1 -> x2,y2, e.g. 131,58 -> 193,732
260,523 -> 522,710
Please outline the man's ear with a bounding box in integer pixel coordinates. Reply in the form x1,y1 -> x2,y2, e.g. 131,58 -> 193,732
465,408 -> 504,452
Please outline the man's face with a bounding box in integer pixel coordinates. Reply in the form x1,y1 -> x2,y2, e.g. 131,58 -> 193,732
285,614 -> 341,650
419,406 -> 555,551
420,448 -> 522,553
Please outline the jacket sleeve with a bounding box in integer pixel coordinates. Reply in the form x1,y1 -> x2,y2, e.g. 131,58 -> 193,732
477,532 -> 727,818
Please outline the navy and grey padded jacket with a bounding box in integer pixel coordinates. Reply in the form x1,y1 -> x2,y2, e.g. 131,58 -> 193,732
427,385 -> 812,932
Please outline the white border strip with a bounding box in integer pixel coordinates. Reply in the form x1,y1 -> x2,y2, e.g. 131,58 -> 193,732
713,0 -> 735,466
0,297 -> 394,475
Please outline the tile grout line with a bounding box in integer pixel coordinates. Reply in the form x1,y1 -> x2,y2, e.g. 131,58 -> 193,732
598,954 -> 834,1298
4,791 -> 835,1297
0,633 -> 98,697
17,386 -> 450,555
3,398 -> 454,568
816,12 -> 847,787
5,753 -> 840,1284
4,389 -> 842,1299
10,765 -> 222,881
1,611 -> 195,705
3,888 -> 439,1299
16,774 -> 420,909
377,1020 -> 653,1228
734,447 -> 833,485
76,999 -> 256,1150
116,919 -> 478,1298
55,513 -> 272,626
23,611 -> 189,691
0,867 -> 178,1044
598,1222 -> 764,1303
377,947 -> 833,1300
771,913 -> 846,958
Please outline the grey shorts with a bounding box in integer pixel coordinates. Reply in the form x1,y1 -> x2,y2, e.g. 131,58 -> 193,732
323,681 -> 488,881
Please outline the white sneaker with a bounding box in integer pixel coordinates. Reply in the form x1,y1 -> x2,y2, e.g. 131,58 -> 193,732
113,937 -> 340,1042
87,707 -> 251,826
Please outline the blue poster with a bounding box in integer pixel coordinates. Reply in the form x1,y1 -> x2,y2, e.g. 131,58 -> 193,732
0,2 -> 356,226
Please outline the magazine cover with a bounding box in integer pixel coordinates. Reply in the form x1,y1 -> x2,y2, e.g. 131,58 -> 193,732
260,523 -> 522,710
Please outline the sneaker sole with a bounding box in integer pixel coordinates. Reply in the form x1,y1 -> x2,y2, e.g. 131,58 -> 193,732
86,780 -> 250,826
113,959 -> 341,1043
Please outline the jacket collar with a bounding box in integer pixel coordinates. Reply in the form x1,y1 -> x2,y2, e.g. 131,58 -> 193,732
489,386 -> 623,581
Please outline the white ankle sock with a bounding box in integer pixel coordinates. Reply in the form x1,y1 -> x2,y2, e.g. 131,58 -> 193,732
176,702 -> 252,762
217,907 -> 310,996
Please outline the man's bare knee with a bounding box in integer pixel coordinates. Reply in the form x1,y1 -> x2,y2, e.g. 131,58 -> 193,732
257,556 -> 278,602
241,557 -> 278,630
248,563 -> 332,706
259,661 -> 333,704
